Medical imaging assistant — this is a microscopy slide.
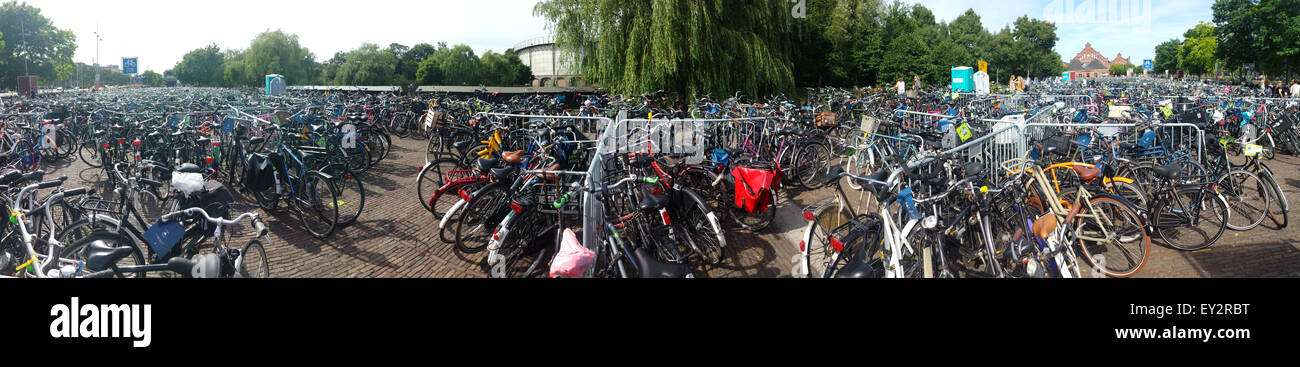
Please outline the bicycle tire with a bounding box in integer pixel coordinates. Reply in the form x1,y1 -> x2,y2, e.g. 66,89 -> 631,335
1154,187 -> 1228,251
673,187 -> 726,265
295,172 -> 339,239
237,239 -> 271,278
1218,169 -> 1270,231
322,164 -> 365,227
1075,194 -> 1150,278
454,182 -> 509,253
794,142 -> 833,190
1258,169 -> 1288,229
416,158 -> 465,213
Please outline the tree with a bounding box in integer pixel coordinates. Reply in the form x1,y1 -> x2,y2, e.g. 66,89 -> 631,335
1212,0 -> 1256,72
1010,16 -> 1060,78
332,44 -> 398,86
1252,0 -> 1300,76
1154,39 -> 1180,73
1179,22 -> 1218,75
173,44 -> 225,86
141,70 -> 163,87
1109,63 -> 1136,76
398,43 -> 436,84
438,44 -> 480,86
0,2 -> 77,86
238,30 -> 316,87
535,0 -> 797,100
950,9 -> 990,62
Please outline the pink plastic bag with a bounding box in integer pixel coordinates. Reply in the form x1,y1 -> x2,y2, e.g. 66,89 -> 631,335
549,229 -> 594,278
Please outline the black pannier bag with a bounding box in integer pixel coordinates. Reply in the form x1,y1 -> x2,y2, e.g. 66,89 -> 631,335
178,182 -> 235,236
243,153 -> 279,192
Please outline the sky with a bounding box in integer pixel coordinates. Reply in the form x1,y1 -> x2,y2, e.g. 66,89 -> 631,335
910,0 -> 1213,65
21,0 -> 1212,74
22,0 -> 553,73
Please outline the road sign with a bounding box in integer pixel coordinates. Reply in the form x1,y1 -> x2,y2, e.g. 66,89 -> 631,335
1142,59 -> 1153,72
122,57 -> 138,74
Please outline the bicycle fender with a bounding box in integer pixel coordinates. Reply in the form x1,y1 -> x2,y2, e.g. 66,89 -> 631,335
1103,176 -> 1134,185
439,199 -> 466,229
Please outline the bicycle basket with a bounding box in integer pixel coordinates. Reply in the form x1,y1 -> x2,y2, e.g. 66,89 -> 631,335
816,111 -> 839,127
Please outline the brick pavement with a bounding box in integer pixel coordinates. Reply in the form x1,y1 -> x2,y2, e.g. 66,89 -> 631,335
45,135 -> 1300,277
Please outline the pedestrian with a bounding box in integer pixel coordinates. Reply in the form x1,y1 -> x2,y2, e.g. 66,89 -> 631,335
912,75 -> 922,92
1291,79 -> 1299,99
896,77 -> 906,95
1262,75 -> 1269,94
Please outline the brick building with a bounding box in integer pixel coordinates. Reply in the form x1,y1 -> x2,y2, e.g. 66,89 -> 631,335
1064,43 -> 1132,79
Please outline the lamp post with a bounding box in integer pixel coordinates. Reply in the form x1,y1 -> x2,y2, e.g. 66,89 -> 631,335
94,25 -> 103,88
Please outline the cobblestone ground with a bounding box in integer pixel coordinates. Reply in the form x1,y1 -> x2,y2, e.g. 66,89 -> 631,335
46,136 -> 1300,277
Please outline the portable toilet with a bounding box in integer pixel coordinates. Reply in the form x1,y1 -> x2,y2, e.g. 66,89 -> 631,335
265,74 -> 286,95
951,67 -> 974,92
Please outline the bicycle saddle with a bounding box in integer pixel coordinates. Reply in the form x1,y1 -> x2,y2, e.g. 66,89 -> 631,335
833,246 -> 884,278
1032,214 -> 1058,239
476,158 -> 500,173
633,248 -> 688,278
452,140 -> 474,153
637,189 -> 670,212
85,241 -> 136,272
249,137 -> 265,146
1118,142 -> 1141,151
177,163 -> 203,173
489,166 -> 517,181
1071,165 -> 1101,181
1154,163 -> 1181,180
501,150 -> 525,164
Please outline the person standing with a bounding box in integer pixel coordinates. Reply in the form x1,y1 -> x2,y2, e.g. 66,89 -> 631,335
1262,76 -> 1269,94
912,75 -> 922,92
1289,79 -> 1299,99
896,77 -> 906,95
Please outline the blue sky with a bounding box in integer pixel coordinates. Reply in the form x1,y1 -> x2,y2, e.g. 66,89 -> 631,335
910,0 -> 1214,63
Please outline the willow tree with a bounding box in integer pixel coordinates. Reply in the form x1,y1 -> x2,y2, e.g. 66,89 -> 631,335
535,0 -> 797,101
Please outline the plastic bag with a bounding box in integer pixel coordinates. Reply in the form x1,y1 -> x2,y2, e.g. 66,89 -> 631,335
549,229 -> 594,278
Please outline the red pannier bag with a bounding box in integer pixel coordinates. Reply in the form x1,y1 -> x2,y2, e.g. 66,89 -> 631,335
731,166 -> 780,214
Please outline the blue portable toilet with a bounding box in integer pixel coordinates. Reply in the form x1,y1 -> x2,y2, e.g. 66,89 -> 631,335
265,74 -> 286,96
951,67 -> 974,92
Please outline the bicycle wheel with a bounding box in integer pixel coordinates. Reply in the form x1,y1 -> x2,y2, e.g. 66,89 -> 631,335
416,158 -> 464,213
1259,170 -> 1288,229
79,141 -> 103,168
1154,188 -> 1228,251
491,209 -> 556,278
726,186 -> 777,232
454,183 -> 509,253
237,239 -> 270,278
295,173 -> 339,239
1075,194 -> 1150,278
1218,169 -> 1270,231
799,208 -> 852,278
322,164 -> 365,227
794,142 -> 833,190
55,130 -> 78,159
359,130 -> 387,167
673,187 -> 726,265
63,230 -> 148,278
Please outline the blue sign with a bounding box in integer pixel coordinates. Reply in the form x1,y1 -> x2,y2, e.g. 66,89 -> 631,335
1143,59 -> 1154,72
122,57 -> 138,74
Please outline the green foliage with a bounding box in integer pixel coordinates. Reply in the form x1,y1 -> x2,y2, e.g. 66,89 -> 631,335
1109,63 -> 1136,76
535,0 -> 797,100
1178,22 -> 1218,75
1154,39 -> 1180,73
0,1 -> 77,86
332,44 -> 398,86
239,30 -> 317,87
141,70 -> 163,87
174,44 -> 225,86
